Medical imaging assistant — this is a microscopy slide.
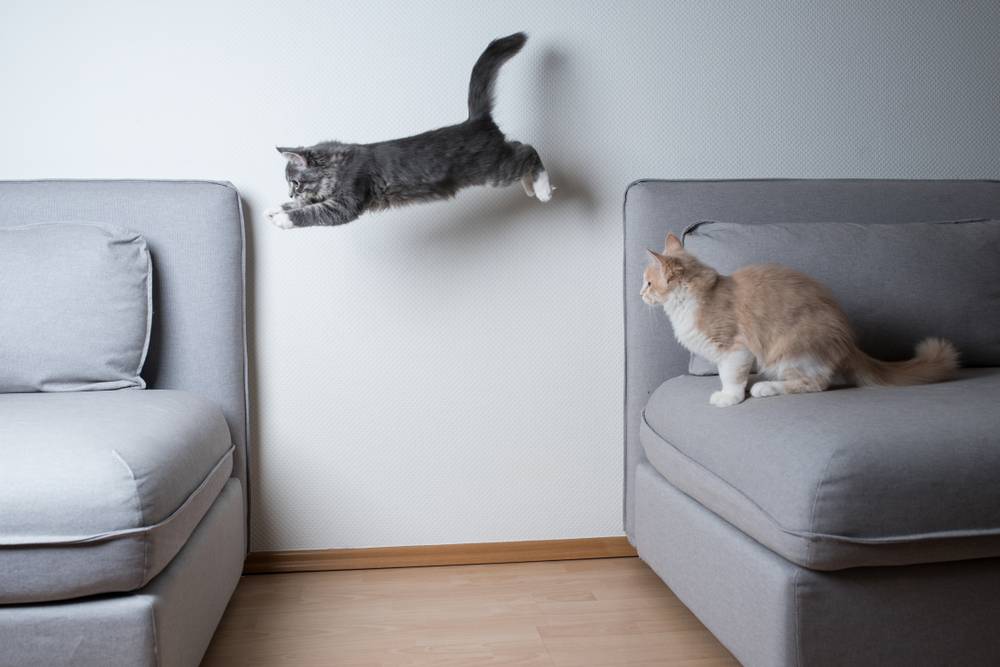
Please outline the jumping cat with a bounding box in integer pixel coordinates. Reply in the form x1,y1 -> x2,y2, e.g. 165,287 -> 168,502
640,233 -> 959,407
267,32 -> 551,229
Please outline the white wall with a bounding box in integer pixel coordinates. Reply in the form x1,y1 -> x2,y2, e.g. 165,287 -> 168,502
3,1 -> 999,551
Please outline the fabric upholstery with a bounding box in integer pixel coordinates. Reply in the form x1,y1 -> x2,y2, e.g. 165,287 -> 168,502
0,390 -> 233,603
623,179 -> 1000,541
641,368 -> 1000,570
635,462 -> 1000,667
684,219 -> 1000,374
0,222 -> 152,392
0,180 -> 250,516
0,479 -> 245,667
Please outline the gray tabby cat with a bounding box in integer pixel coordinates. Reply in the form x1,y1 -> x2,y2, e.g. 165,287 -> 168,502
267,32 -> 551,229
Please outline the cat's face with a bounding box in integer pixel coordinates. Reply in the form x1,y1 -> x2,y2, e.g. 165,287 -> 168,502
277,146 -> 340,204
641,233 -> 686,305
641,262 -> 670,305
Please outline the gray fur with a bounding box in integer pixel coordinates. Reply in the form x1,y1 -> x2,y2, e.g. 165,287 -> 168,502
270,32 -> 548,228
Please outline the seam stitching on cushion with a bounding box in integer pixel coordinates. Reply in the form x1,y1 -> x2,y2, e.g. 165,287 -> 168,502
806,449 -> 839,566
149,602 -> 160,667
792,568 -> 803,667
111,449 -> 148,587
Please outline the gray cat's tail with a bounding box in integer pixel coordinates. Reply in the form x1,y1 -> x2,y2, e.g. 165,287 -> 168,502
468,32 -> 527,120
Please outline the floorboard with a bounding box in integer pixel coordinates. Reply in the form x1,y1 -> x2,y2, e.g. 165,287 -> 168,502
202,557 -> 738,666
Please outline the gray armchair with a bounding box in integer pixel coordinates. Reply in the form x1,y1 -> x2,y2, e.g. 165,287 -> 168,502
623,179 -> 1000,666
0,180 -> 249,666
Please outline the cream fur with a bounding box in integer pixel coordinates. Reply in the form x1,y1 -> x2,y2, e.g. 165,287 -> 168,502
661,285 -> 724,365
641,234 -> 959,407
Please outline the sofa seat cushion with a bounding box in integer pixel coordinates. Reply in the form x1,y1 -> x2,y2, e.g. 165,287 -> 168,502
0,390 -> 233,604
640,369 -> 1000,571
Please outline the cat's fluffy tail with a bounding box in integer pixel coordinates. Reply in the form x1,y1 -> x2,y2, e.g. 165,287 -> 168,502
850,337 -> 959,387
468,32 -> 527,120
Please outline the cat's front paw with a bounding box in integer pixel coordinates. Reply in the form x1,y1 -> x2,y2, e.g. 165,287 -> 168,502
266,208 -> 295,229
710,390 -> 745,407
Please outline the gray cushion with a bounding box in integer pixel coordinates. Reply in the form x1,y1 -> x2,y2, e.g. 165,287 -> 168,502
683,219 -> 1000,374
640,368 -> 1000,570
0,223 -> 153,392
0,180 -> 250,519
0,390 -> 233,603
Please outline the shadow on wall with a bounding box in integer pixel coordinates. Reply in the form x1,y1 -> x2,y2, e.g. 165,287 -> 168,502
380,43 -> 599,252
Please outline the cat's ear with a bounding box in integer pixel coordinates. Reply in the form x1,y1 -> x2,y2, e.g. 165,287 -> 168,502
647,248 -> 668,264
276,147 -> 307,168
648,249 -> 682,279
664,233 -> 683,254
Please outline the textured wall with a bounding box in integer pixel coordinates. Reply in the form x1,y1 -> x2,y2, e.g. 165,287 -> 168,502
2,1 -> 999,550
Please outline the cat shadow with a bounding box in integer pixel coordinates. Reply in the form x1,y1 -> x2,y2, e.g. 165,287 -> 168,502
529,46 -> 598,209
384,164 -> 596,252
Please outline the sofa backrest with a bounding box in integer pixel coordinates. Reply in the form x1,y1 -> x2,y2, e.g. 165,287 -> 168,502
0,180 -> 249,525
623,179 -> 1000,541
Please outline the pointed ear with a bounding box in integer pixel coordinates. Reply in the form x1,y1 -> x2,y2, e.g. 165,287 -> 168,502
664,233 -> 683,253
276,147 -> 307,168
646,248 -> 668,264
648,248 -> 682,279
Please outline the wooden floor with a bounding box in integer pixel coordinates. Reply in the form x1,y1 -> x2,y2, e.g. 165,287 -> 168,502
202,557 -> 737,666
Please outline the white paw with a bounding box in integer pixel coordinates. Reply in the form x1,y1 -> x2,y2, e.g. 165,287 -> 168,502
750,382 -> 781,398
710,390 -> 745,407
267,208 -> 294,229
533,171 -> 553,202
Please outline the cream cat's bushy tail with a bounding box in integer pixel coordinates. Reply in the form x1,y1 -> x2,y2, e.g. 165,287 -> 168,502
850,337 -> 959,387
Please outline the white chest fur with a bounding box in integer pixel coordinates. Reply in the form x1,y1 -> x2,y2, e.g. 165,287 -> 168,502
662,287 -> 722,363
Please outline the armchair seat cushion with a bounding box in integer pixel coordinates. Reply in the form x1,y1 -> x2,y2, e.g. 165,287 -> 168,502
0,390 -> 233,604
640,368 -> 1000,570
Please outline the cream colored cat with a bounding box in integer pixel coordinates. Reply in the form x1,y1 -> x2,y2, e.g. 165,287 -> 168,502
641,233 -> 958,407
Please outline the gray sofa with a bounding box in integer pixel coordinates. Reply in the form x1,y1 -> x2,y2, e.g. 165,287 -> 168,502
623,180 -> 1000,666
0,180 -> 248,666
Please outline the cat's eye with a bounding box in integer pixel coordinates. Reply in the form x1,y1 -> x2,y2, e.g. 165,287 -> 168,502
290,181 -> 300,189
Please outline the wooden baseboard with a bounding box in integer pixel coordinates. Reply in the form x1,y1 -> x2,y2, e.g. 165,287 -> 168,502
243,537 -> 637,574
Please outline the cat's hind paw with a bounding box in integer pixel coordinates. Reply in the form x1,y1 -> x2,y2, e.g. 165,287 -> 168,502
266,208 -> 295,229
533,170 -> 553,202
710,390 -> 745,407
750,381 -> 782,398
